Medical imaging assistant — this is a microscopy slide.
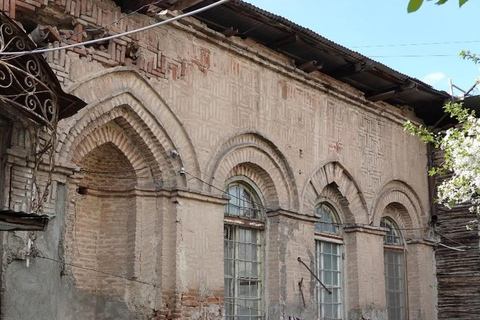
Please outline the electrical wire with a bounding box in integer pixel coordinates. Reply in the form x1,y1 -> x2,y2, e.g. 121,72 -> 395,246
319,221 -> 430,232
436,242 -> 466,252
436,230 -> 474,248
80,168 -> 148,174
352,40 -> 480,49
64,0 -> 165,42
6,0 -> 474,61
37,254 -> 157,287
182,170 -> 270,211
369,54 -> 458,58
182,170 -> 436,232
224,300 -> 263,313
0,0 -> 165,62
0,0 -> 230,57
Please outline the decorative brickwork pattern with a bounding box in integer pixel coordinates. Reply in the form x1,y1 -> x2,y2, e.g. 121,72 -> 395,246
64,69 -> 200,188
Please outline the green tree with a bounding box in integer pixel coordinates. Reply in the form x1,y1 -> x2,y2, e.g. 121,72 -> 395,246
408,0 -> 469,12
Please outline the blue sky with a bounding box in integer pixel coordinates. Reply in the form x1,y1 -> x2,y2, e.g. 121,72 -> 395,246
246,0 -> 480,95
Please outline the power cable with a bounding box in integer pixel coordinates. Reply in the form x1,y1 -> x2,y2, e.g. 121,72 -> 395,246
182,170 -> 436,232
65,0 -> 165,42
436,230 -> 474,248
319,221 -> 431,232
436,242 -> 466,252
37,254 -> 157,287
182,170 -> 270,211
224,300 -> 263,313
0,0 -> 165,62
0,0 -> 230,57
370,54 -> 458,58
352,40 -> 480,49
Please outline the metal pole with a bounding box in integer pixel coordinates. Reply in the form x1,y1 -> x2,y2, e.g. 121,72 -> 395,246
297,257 -> 332,294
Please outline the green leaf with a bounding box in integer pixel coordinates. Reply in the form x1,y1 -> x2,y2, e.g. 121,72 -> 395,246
408,0 -> 424,12
436,0 -> 448,4
459,0 -> 469,7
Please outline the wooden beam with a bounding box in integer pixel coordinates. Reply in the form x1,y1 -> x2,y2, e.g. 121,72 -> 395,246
329,61 -> 374,79
222,27 -> 239,37
171,0 -> 205,11
267,33 -> 299,49
367,89 -> 397,102
296,60 -> 323,73
366,81 -> 417,102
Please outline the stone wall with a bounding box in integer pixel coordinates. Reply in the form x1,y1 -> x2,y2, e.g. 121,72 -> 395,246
0,0 -> 438,319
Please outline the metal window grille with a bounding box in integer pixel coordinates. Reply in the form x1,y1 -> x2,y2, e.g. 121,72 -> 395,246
224,225 -> 263,319
384,249 -> 406,320
315,204 -> 341,236
381,217 -> 406,320
315,240 -> 343,320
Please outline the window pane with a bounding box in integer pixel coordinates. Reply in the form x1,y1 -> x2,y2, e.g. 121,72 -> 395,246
315,204 -> 340,235
316,241 -> 343,320
381,218 -> 403,246
224,182 -> 263,318
384,249 -> 406,320
324,254 -> 332,271
224,184 -> 262,220
224,226 -> 262,319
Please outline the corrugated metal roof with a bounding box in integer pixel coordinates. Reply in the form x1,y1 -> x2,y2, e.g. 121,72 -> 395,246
186,0 -> 451,125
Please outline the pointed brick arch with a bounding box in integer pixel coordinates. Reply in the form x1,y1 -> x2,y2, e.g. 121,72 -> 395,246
62,104 -> 177,187
72,122 -> 154,186
205,131 -> 298,210
302,161 -> 368,224
372,180 -> 425,238
61,67 -> 200,188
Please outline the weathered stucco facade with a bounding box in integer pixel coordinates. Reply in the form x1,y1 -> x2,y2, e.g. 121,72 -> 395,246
0,0 -> 440,319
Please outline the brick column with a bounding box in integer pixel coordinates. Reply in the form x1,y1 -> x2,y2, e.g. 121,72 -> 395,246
266,210 -> 317,320
406,240 -> 437,320
166,190 -> 227,320
344,225 -> 388,320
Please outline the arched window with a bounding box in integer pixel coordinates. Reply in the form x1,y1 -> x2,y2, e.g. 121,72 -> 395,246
224,183 -> 262,220
381,217 -> 406,320
224,182 -> 264,319
314,203 -> 343,320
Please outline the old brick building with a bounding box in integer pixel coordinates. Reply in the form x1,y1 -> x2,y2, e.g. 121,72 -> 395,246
0,0 -> 449,319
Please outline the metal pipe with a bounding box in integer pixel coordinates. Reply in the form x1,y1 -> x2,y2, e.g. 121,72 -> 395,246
427,143 -> 438,227
297,257 -> 332,294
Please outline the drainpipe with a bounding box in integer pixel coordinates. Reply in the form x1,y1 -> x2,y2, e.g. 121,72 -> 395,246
427,143 -> 437,227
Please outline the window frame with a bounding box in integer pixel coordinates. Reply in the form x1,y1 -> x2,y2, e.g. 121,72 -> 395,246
381,217 -> 408,320
314,201 -> 345,320
223,179 -> 266,319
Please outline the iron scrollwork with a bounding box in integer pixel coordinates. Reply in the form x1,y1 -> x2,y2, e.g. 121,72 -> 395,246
0,12 -> 58,128
0,13 -> 85,215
